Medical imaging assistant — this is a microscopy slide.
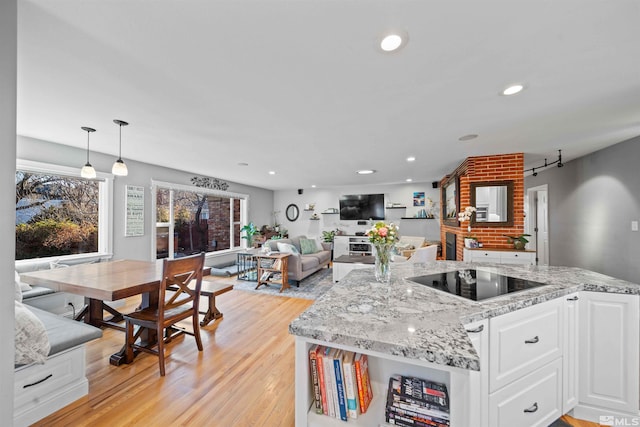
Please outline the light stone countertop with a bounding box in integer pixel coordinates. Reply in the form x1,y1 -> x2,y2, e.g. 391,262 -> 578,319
288,261 -> 640,371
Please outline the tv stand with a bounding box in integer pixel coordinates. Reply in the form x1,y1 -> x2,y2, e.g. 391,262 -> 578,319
333,235 -> 373,259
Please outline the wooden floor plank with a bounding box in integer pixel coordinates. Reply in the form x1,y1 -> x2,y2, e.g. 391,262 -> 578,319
32,282 -> 312,427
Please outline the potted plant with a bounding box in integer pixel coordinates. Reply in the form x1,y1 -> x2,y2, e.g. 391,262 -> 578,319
240,222 -> 259,248
322,229 -> 338,243
504,234 -> 531,250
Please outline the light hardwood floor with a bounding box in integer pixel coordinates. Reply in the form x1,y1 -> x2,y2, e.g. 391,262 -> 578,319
33,278 -> 312,427
31,275 -> 603,427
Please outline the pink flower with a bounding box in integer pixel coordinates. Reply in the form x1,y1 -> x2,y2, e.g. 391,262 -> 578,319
378,227 -> 388,237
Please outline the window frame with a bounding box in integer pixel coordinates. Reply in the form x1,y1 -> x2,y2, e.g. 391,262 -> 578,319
150,179 -> 250,260
15,159 -> 114,267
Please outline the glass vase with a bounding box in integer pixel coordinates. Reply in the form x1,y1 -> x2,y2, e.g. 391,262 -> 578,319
373,243 -> 394,283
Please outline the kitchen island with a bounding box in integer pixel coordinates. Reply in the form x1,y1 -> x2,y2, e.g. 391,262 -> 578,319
289,261 -> 640,427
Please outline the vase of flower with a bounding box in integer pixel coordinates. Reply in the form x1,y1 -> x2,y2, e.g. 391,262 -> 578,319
373,242 -> 394,283
366,221 -> 399,283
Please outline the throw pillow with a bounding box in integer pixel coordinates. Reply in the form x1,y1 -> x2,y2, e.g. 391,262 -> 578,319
15,301 -> 51,365
15,270 -> 32,292
277,242 -> 299,254
299,238 -> 319,255
14,277 -> 23,302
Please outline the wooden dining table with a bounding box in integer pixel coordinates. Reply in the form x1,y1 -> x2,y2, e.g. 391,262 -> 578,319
20,259 -> 209,366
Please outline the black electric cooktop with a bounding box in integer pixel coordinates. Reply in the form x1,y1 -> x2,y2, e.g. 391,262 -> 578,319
407,269 -> 548,302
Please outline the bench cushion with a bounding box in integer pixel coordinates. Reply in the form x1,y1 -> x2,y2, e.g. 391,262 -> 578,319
22,286 -> 56,300
27,305 -> 102,356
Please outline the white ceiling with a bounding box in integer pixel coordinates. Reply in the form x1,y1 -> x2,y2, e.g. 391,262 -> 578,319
17,0 -> 640,190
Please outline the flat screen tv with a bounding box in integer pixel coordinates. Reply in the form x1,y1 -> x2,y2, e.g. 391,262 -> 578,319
339,194 -> 385,221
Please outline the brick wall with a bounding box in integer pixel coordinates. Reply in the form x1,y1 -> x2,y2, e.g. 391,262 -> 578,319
440,153 -> 525,260
207,197 -> 232,250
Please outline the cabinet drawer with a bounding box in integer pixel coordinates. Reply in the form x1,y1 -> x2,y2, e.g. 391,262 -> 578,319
500,252 -> 535,265
489,358 -> 562,427
490,299 -> 562,391
14,346 -> 85,413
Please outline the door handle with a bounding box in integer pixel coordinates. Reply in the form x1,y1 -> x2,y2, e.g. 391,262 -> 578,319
523,402 -> 538,413
524,336 -> 539,344
567,296 -> 579,301
466,325 -> 484,333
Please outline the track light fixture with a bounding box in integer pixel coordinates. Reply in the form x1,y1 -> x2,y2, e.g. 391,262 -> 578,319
80,126 -> 97,179
525,149 -> 564,177
112,119 -> 129,176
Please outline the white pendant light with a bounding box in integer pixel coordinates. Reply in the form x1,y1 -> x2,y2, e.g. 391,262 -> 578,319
80,126 -> 97,179
112,119 -> 129,176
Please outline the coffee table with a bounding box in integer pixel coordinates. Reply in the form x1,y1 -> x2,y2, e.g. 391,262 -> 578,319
332,255 -> 375,282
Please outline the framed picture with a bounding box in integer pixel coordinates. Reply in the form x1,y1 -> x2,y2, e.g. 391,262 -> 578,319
413,192 -> 425,207
125,185 -> 145,236
442,175 -> 459,226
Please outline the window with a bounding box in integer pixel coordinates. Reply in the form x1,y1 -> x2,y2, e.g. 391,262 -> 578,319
15,160 -> 112,261
152,180 -> 248,259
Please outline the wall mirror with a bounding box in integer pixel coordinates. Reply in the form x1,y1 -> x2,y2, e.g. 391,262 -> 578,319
285,203 -> 299,222
470,181 -> 514,227
442,175 -> 459,226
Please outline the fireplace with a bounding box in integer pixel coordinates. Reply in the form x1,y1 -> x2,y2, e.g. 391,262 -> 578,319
446,232 -> 457,260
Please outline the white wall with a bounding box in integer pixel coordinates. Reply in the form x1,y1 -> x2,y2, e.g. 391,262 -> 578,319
17,136 -> 274,266
274,183 -> 441,240
1,0 -> 17,421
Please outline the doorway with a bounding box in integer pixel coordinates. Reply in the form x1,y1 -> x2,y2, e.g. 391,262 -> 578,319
526,184 -> 549,265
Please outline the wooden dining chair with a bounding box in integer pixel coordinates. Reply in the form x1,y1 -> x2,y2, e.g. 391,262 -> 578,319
124,253 -> 205,376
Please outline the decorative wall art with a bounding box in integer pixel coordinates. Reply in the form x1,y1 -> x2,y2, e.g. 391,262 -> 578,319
191,176 -> 229,191
413,192 -> 425,207
125,185 -> 145,236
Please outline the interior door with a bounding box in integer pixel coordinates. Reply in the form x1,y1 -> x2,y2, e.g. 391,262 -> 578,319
536,189 -> 549,265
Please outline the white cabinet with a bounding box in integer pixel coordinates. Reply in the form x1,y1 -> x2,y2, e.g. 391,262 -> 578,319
333,236 -> 372,259
577,292 -> 639,415
489,298 -> 562,392
489,358 -> 562,427
332,236 -> 349,259
466,319 -> 489,427
563,293 -> 579,413
464,248 -> 536,265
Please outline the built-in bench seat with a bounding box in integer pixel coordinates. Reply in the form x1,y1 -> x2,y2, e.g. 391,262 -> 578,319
14,305 -> 102,427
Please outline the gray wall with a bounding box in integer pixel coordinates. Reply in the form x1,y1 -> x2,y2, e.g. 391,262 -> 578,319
17,136 -> 274,265
274,184 -> 441,240
1,0 -> 16,421
526,135 -> 640,283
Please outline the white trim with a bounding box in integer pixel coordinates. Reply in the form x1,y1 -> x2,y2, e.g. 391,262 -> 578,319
16,159 -> 111,181
15,158 -> 114,261
150,179 -> 248,200
149,179 -> 250,259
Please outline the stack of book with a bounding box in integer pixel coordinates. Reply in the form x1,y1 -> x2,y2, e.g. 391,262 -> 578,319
308,345 -> 373,421
385,375 -> 450,427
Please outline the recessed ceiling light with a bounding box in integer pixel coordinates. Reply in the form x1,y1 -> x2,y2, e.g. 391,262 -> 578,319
406,156 -> 416,162
311,185 -> 316,188
502,84 -> 525,96
458,134 -> 479,142
268,171 -> 276,175
406,178 -> 413,182
381,34 -> 403,52
356,169 -> 376,175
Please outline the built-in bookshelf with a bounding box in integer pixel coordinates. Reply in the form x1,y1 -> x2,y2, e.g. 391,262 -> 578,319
306,344 -> 451,426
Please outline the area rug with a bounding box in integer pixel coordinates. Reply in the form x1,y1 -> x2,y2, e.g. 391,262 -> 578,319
232,268 -> 334,300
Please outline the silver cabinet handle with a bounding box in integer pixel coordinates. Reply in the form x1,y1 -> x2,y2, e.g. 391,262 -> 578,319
524,336 -> 539,344
466,325 -> 484,333
524,402 -> 538,413
567,296 -> 579,301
